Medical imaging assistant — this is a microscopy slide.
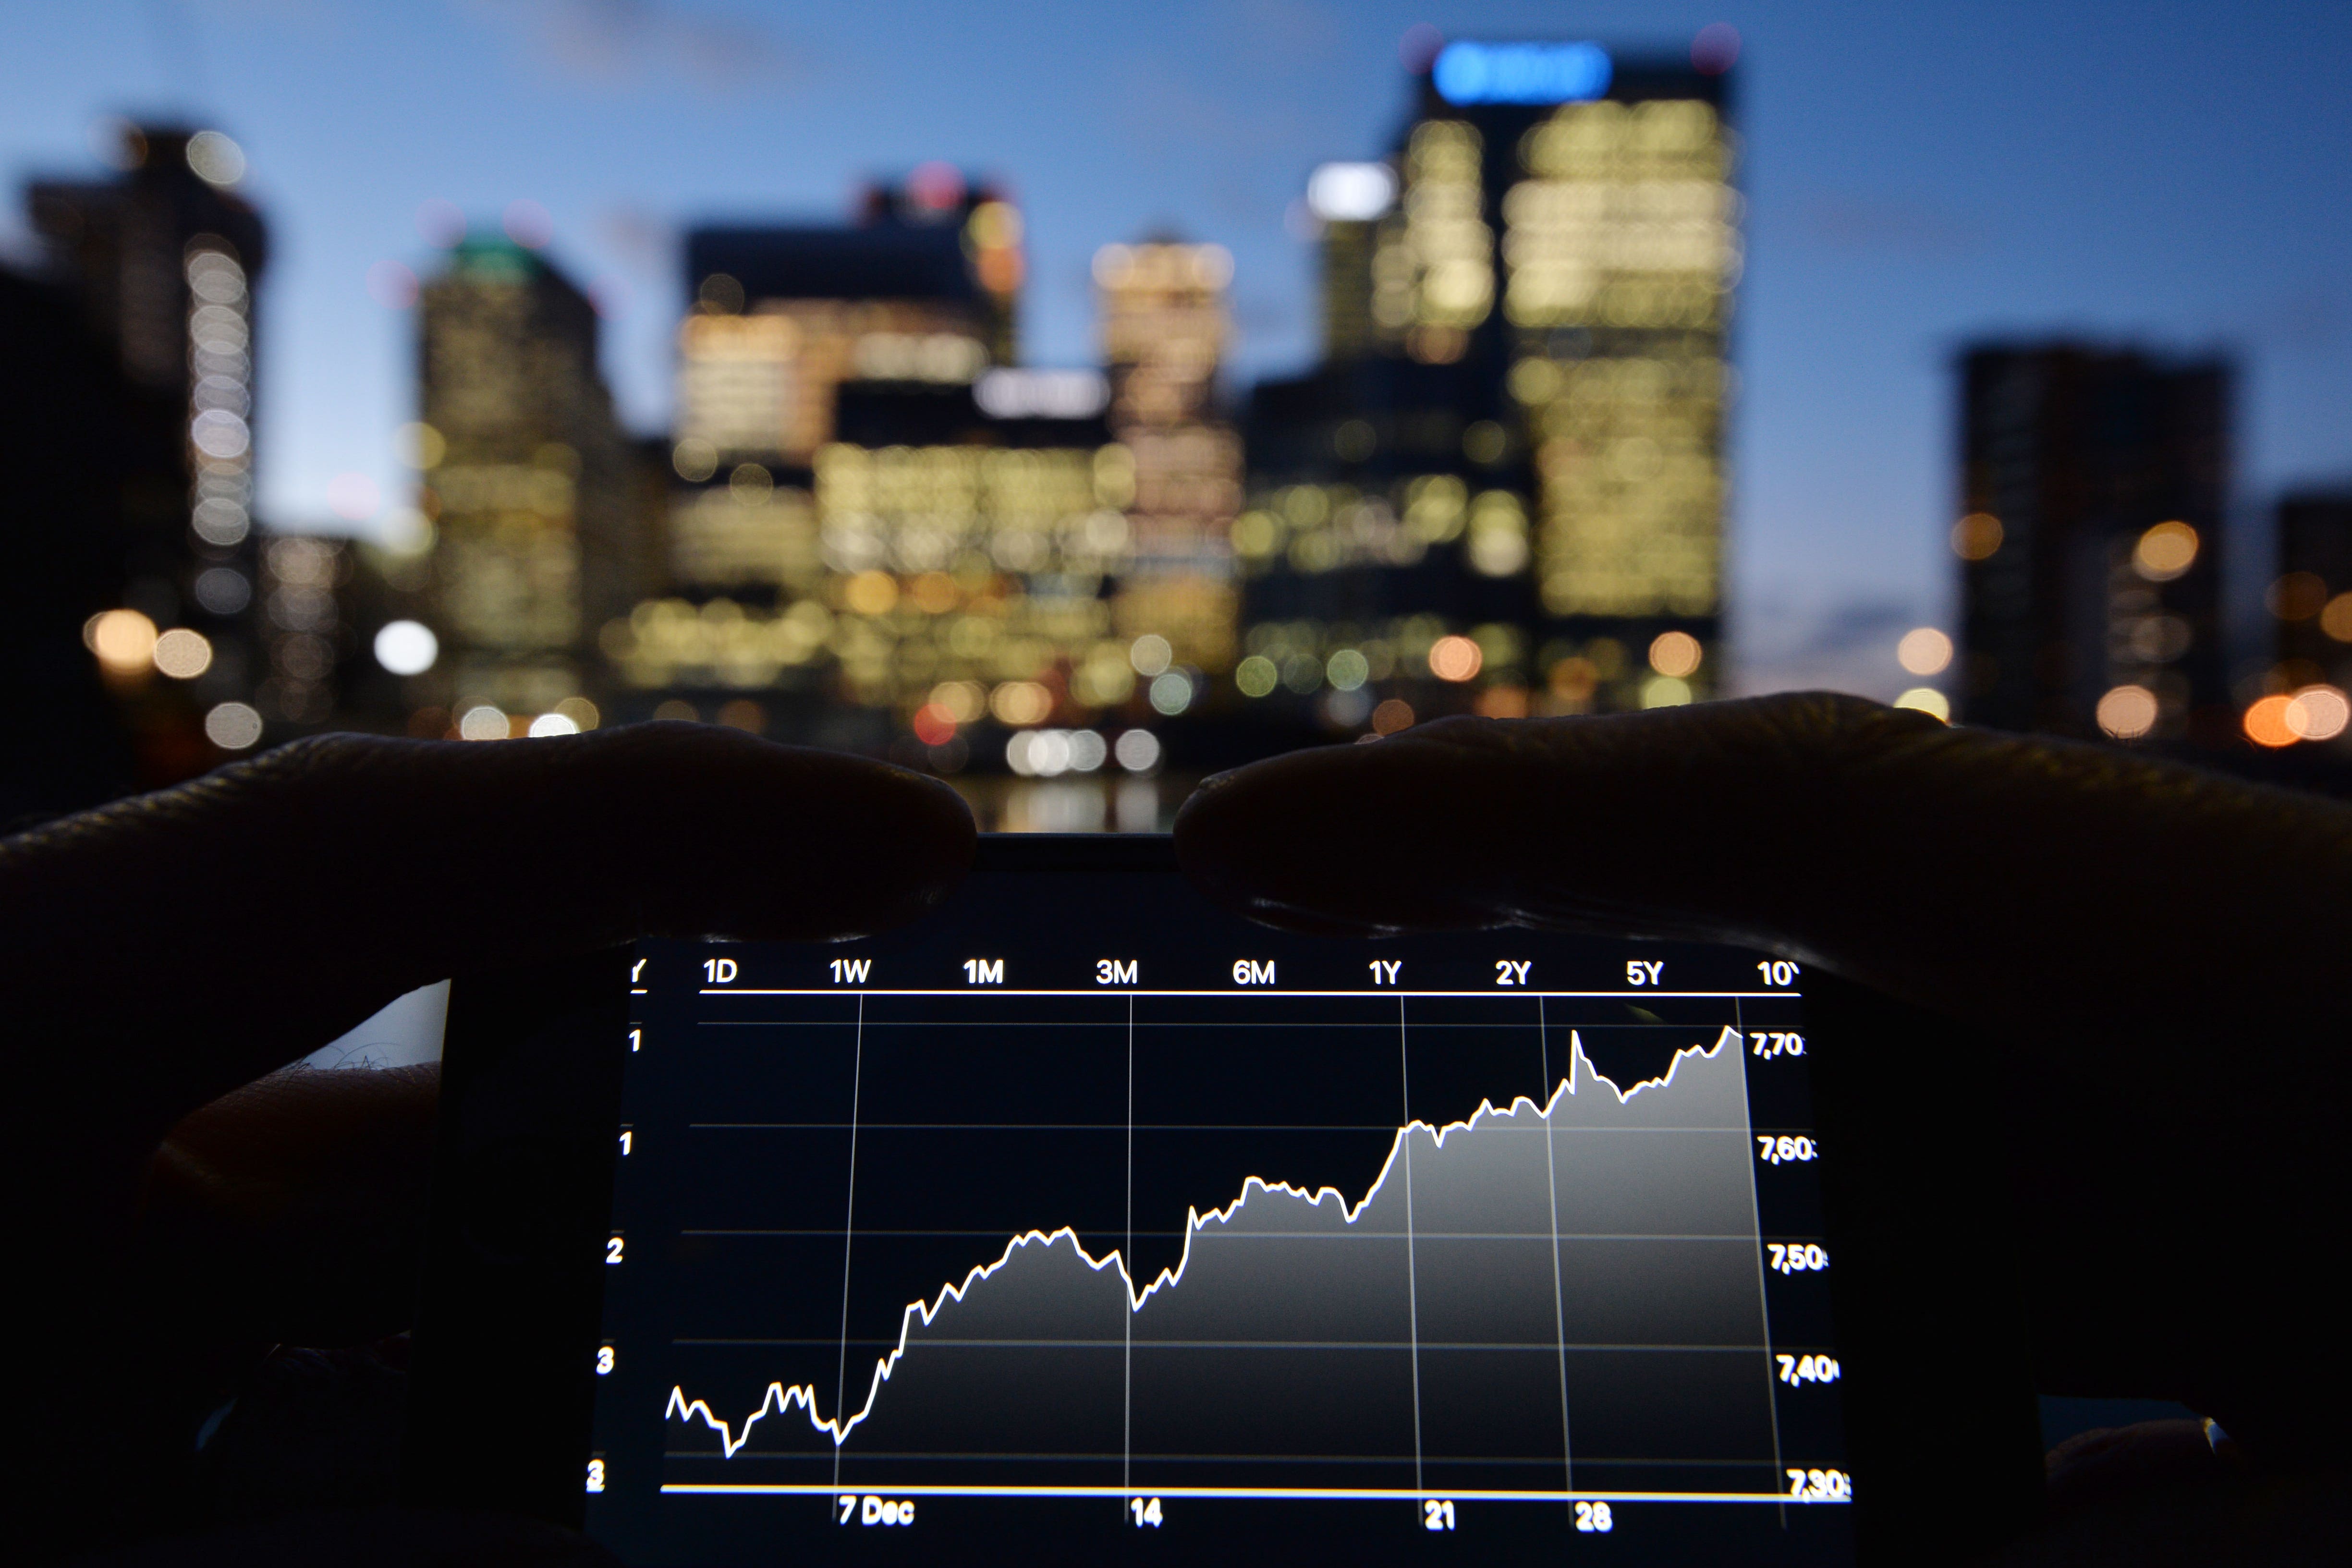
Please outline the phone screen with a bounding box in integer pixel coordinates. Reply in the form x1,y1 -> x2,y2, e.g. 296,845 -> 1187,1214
580,849 -> 1849,1564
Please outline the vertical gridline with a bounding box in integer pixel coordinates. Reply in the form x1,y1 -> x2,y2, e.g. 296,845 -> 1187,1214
1122,991 -> 1134,1510
829,994 -> 865,1485
1398,994 -> 1424,1495
1538,997 -> 1574,1502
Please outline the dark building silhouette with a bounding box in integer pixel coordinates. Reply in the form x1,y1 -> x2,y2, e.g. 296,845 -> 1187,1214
1242,41 -> 1739,733
1954,344 -> 2230,742
0,267 -> 144,822
2270,492 -> 2352,691
13,122 -> 271,794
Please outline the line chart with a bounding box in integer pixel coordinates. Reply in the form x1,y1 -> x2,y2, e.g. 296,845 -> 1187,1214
586,914 -> 1848,1565
665,1028 -> 1749,1458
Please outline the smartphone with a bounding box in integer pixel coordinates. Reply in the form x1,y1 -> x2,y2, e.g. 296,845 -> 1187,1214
405,835 -> 2042,1564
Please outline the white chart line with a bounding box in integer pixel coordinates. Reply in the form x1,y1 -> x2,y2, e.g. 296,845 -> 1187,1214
658,1483 -> 1847,1505
666,1028 -> 1748,1458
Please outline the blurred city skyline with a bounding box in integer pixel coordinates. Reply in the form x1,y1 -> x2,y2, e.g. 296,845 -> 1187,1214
5,0 -> 2349,698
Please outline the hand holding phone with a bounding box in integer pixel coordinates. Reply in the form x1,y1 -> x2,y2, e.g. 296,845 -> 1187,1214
0,724 -> 972,1564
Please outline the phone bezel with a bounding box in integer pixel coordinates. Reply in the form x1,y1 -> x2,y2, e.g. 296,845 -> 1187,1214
403,832 -> 2044,1562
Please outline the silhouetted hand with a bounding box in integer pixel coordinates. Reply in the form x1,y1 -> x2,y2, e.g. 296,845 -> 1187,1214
1174,693 -> 2349,1560
0,725 -> 975,1565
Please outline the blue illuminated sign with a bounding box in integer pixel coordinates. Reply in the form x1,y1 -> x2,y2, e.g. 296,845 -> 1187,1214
1432,41 -> 1613,106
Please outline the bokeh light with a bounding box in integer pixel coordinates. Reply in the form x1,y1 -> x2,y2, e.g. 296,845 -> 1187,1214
2244,694 -> 2298,749
151,628 -> 213,679
2267,572 -> 2328,621
1427,634 -> 1482,682
458,704 -> 509,741
927,681 -> 987,724
1897,627 -> 1953,675
528,713 -> 581,737
503,199 -> 554,249
1372,698 -> 1415,734
1399,22 -> 1444,71
366,260 -> 419,309
2323,594 -> 2352,643
1235,655 -> 1278,697
1691,23 -> 1741,74
1894,687 -> 1951,722
1129,634 -> 1173,677
204,702 -> 263,750
843,571 -> 898,615
398,421 -> 447,469
989,681 -> 1053,727
2095,684 -> 2158,740
1326,648 -> 1370,690
1640,675 -> 1692,708
1950,512 -> 2003,560
912,704 -> 958,746
184,130 -> 246,186
1647,630 -> 1702,678
1113,728 -> 1161,772
375,620 -> 438,675
2132,521 -> 2199,581
87,608 -> 158,673
2285,685 -> 2351,742
1149,670 -> 1195,715
193,567 -> 252,615
672,438 -> 719,482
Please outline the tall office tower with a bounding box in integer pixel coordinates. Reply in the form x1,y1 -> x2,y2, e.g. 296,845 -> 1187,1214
2268,492 -> 2352,703
603,370 -> 1164,756
1094,241 -> 1242,680
24,122 -> 272,775
416,235 -> 647,733
674,173 -> 1018,474
1954,344 -> 2230,742
1241,41 -> 1737,737
1307,162 -> 1397,364
664,174 -> 1022,635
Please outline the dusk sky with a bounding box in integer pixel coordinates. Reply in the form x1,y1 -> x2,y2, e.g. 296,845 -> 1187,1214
6,0 -> 2348,696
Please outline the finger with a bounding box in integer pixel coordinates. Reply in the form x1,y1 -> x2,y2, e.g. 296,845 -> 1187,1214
1172,693 -> 2352,1038
141,1064 -> 442,1345
0,723 -> 975,1150
1173,694 -> 2352,1459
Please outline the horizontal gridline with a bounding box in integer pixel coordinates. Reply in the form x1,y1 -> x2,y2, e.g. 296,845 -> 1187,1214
684,1123 -> 1761,1133
675,1230 -> 1766,1241
672,1451 -> 1771,1468
695,1021 -> 1744,1031
668,1339 -> 1772,1352
656,1483 -> 1842,1504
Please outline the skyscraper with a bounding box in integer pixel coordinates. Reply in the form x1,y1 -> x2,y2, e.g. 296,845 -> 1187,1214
673,170 -> 1019,477
1094,241 -> 1243,683
24,122 -> 272,774
415,235 -> 647,734
1953,344 -> 2230,743
1241,41 -> 1738,736
606,182 -> 1231,790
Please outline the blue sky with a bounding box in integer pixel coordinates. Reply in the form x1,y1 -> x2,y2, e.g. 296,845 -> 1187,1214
6,0 -> 2348,695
